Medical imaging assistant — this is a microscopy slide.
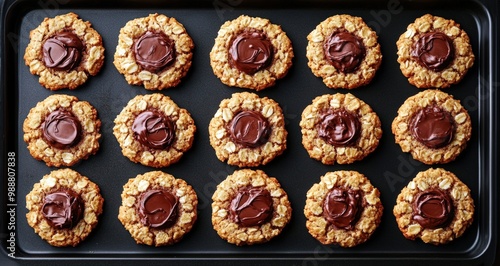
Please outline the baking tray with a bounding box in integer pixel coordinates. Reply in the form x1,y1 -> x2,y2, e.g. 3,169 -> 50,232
1,0 -> 497,265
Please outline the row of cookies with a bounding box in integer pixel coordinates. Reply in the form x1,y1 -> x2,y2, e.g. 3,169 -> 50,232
24,13 -> 474,91
23,89 -> 472,168
26,167 -> 474,247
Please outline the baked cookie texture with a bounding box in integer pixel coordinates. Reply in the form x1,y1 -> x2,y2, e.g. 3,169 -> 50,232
300,93 -> 382,165
211,169 -> 292,246
393,168 -> 474,245
392,89 -> 471,164
113,93 -> 196,168
114,13 -> 194,90
208,92 -> 287,167
304,171 -> 383,247
210,15 -> 294,90
306,14 -> 382,89
118,171 -> 198,246
25,168 -> 104,247
397,14 -> 474,88
23,94 -> 101,167
24,12 -> 105,90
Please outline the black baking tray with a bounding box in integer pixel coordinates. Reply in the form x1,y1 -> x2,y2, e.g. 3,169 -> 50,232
1,0 -> 498,265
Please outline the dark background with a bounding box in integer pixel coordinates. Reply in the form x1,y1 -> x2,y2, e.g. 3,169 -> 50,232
1,0 -> 497,265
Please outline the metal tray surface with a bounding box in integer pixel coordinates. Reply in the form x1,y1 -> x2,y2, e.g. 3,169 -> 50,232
1,0 -> 497,265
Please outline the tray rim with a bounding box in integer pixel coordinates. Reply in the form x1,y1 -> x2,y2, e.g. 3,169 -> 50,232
1,0 -> 498,265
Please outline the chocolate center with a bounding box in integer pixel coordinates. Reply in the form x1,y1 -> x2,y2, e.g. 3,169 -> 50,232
42,109 -> 82,149
323,187 -> 362,230
42,31 -> 84,72
138,189 -> 178,228
229,187 -> 273,227
134,31 -> 175,73
411,32 -> 454,72
412,189 -> 453,229
410,105 -> 455,149
318,109 -> 360,147
228,29 -> 274,75
132,109 -> 175,150
323,31 -> 366,73
228,110 -> 271,148
42,189 -> 84,229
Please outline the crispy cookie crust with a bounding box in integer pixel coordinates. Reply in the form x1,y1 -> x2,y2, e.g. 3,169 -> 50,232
26,169 -> 104,247
211,169 -> 292,246
304,171 -> 383,247
113,93 -> 196,168
300,93 -> 382,165
210,15 -> 294,90
396,14 -> 475,88
118,171 -> 198,246
306,14 -> 382,89
393,168 -> 474,245
113,14 -> 194,90
392,89 -> 472,164
24,12 -> 105,90
23,94 -> 101,167
208,92 -> 287,167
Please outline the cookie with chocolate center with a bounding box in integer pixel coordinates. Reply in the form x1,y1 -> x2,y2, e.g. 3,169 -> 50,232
306,14 -> 382,89
393,168 -> 475,245
304,170 -> 383,247
392,89 -> 472,164
113,13 -> 194,90
26,169 -> 104,247
23,94 -> 101,167
396,14 -> 475,88
118,171 -> 198,246
211,169 -> 292,246
24,12 -> 105,90
210,15 -> 294,90
113,93 -> 196,168
208,92 -> 287,167
300,93 -> 382,165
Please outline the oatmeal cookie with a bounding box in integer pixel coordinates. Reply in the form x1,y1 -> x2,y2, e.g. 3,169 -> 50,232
396,14 -> 475,88
23,94 -> 101,167
113,93 -> 196,168
304,171 -> 383,247
113,13 -> 194,90
118,171 -> 198,246
300,93 -> 382,165
211,169 -> 292,246
392,89 -> 472,164
24,12 -> 105,90
210,15 -> 294,90
393,168 -> 474,245
25,168 -> 104,247
208,92 -> 287,167
306,14 -> 382,89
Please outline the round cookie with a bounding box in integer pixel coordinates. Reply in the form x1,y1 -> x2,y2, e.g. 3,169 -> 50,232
300,93 -> 382,165
118,171 -> 198,246
306,14 -> 382,89
210,15 -> 294,91
392,89 -> 472,164
113,93 -> 196,168
208,92 -> 287,167
211,169 -> 292,246
393,168 -> 474,245
23,94 -> 101,167
396,14 -> 475,89
24,12 -> 105,90
304,171 -> 383,247
25,168 -> 104,247
113,13 -> 194,90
